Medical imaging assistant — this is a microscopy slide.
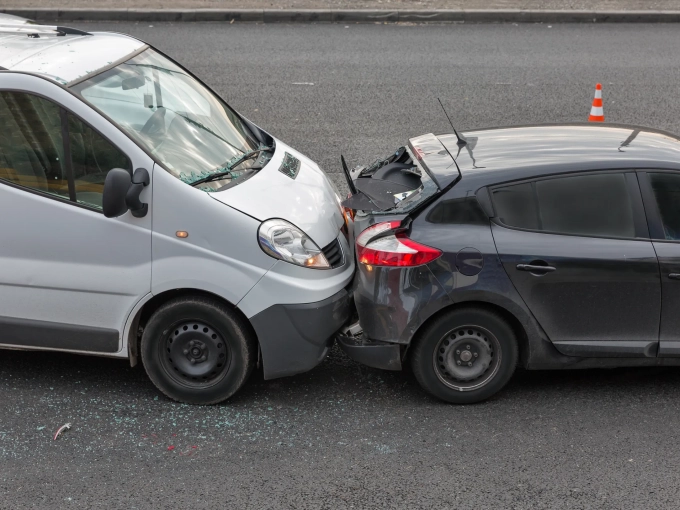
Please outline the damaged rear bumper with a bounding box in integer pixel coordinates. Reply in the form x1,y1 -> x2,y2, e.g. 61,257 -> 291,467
337,322 -> 402,371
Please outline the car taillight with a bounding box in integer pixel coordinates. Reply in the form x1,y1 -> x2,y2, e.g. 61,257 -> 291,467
356,221 -> 441,267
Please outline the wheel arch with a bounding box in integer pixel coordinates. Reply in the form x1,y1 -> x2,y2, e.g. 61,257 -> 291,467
404,300 -> 531,368
127,288 -> 258,367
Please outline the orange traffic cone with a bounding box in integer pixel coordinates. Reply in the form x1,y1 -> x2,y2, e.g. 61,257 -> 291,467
589,83 -> 604,122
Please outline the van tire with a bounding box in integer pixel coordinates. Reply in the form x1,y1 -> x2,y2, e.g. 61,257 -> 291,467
410,308 -> 517,404
141,296 -> 256,405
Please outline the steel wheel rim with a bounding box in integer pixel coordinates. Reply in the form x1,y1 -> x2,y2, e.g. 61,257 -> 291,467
432,324 -> 502,392
159,320 -> 231,388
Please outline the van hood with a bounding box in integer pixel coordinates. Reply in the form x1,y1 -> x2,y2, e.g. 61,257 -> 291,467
210,139 -> 344,248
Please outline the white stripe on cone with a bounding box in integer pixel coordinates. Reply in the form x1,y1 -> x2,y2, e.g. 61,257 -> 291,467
590,106 -> 603,116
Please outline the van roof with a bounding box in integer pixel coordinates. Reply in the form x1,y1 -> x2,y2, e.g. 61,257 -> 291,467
0,15 -> 145,86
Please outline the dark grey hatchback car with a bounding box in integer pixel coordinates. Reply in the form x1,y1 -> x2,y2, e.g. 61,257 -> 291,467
338,124 -> 680,404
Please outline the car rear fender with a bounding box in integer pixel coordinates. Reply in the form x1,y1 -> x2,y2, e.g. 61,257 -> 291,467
408,188 -> 571,369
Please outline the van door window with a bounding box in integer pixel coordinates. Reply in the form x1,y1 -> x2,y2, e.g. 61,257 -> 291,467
0,91 -> 132,211
68,114 -> 131,209
0,92 -> 69,200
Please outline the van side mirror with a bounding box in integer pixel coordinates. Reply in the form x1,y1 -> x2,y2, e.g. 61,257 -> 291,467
103,168 -> 150,218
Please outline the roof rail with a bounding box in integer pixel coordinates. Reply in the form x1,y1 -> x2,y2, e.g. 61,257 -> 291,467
0,24 -> 91,37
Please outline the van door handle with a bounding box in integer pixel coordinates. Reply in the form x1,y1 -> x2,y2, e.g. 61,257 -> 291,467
669,273 -> 680,280
516,264 -> 556,273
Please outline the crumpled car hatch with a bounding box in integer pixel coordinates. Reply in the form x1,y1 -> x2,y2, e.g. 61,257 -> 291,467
342,133 -> 460,213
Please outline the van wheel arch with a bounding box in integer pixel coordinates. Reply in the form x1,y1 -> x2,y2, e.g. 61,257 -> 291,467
128,289 -> 259,367
404,301 -> 530,369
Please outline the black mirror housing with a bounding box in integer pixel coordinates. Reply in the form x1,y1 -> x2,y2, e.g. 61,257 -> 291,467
103,168 -> 150,218
126,168 -> 150,218
103,168 -> 132,218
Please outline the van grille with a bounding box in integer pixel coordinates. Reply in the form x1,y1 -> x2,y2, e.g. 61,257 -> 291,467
321,238 -> 344,268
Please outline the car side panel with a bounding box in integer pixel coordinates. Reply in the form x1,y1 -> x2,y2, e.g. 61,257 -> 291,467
353,188 -> 566,369
409,196 -> 565,369
491,227 -> 661,358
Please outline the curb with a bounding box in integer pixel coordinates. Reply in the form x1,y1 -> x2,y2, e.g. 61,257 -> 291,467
2,8 -> 680,23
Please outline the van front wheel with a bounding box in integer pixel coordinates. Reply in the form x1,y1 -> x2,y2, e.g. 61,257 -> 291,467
141,296 -> 256,405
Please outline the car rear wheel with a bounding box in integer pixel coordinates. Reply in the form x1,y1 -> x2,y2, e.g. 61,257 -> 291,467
410,308 -> 518,404
141,295 -> 256,405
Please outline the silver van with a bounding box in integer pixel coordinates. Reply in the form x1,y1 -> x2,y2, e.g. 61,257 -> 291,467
0,16 -> 354,404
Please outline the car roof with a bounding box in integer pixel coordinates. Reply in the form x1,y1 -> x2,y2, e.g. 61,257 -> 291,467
0,16 -> 145,85
438,124 -> 680,186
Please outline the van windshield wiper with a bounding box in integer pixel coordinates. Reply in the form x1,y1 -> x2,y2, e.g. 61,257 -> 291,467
188,147 -> 274,187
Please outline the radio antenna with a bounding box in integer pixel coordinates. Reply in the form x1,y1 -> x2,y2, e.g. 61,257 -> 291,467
437,98 -> 466,147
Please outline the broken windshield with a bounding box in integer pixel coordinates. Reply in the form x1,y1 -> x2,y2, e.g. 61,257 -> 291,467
71,48 -> 267,191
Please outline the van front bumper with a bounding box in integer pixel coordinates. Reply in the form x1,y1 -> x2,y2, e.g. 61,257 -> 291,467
249,288 -> 351,379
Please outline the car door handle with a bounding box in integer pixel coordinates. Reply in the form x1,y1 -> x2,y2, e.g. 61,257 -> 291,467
669,273 -> 680,280
516,264 -> 556,273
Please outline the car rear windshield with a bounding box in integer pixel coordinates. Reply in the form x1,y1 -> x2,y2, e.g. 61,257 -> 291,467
71,48 -> 262,189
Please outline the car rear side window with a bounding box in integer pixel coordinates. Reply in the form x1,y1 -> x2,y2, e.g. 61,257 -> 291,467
493,173 -> 636,238
427,197 -> 490,225
491,182 -> 539,230
649,172 -> 680,240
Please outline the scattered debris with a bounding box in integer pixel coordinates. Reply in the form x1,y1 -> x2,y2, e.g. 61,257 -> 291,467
53,423 -> 72,441
167,445 -> 175,451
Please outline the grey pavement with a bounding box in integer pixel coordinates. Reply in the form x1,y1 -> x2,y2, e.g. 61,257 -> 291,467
3,22 -> 680,509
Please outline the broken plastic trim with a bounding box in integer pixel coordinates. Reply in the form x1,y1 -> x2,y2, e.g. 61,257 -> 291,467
340,155 -> 358,195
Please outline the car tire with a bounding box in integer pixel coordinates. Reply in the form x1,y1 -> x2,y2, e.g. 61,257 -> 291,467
141,295 -> 256,405
410,308 -> 518,404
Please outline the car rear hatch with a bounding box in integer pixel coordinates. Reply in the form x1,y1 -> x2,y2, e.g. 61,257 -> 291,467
341,133 -> 461,217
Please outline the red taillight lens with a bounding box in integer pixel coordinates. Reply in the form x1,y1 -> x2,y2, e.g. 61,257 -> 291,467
355,221 -> 441,267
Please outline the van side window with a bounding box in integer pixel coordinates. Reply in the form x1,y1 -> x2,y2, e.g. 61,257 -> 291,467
492,173 -> 636,238
0,91 -> 131,211
649,172 -> 680,240
68,114 -> 131,209
0,92 -> 69,200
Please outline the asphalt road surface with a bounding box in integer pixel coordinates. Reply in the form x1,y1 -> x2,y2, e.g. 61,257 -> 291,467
3,22 -> 680,509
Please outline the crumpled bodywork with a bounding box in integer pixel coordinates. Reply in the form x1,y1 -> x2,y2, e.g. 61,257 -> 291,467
353,260 -> 453,344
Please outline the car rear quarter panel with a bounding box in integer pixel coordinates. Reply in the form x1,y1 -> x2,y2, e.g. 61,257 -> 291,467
405,186 -> 568,368
353,261 -> 453,345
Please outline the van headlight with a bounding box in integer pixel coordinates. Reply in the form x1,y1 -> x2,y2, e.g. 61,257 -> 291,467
258,219 -> 330,269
